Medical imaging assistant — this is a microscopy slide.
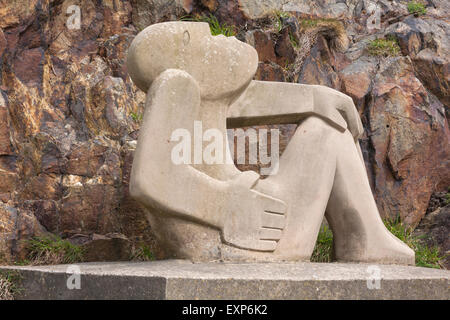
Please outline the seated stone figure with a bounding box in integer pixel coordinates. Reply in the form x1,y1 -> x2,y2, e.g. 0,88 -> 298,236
127,21 -> 414,264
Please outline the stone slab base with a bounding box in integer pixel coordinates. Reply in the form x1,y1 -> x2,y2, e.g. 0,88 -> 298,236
1,260 -> 449,299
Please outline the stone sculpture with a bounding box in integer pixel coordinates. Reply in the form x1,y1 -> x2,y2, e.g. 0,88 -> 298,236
127,21 -> 415,264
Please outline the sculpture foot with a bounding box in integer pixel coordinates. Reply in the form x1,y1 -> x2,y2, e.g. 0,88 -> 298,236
333,227 -> 415,266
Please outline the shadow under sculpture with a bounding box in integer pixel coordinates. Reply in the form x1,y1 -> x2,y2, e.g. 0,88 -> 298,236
127,21 -> 414,265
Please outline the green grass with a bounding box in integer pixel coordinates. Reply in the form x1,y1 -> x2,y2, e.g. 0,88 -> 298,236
289,32 -> 299,48
368,36 -> 401,57
272,10 -> 291,33
181,14 -> 236,37
26,235 -> 84,265
407,1 -> 427,16
311,217 -> 445,268
311,225 -> 333,263
0,271 -> 23,300
384,217 -> 444,268
130,244 -> 155,261
130,112 -> 143,123
300,19 -> 319,28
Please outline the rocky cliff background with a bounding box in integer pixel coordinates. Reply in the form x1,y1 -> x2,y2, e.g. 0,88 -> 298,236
0,0 -> 448,266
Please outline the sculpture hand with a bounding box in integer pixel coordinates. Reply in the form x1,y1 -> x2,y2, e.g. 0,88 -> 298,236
221,171 -> 287,251
313,86 -> 364,140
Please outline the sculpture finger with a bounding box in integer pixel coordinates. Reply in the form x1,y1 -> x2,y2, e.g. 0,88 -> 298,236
261,212 -> 285,229
260,227 -> 282,240
256,240 -> 278,251
259,195 -> 287,214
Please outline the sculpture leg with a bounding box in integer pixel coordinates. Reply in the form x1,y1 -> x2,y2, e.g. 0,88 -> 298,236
324,128 -> 415,265
254,116 -> 338,260
254,116 -> 414,264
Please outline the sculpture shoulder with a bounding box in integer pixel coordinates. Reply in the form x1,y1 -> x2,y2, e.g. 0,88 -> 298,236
143,69 -> 202,129
148,69 -> 201,113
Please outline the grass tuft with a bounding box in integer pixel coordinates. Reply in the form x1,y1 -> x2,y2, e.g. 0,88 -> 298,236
407,1 -> 427,16
445,188 -> 450,205
0,271 -> 23,300
0,275 -> 13,300
300,19 -> 319,28
311,225 -> 333,263
311,217 -> 445,268
130,244 -> 155,261
272,10 -> 291,33
26,235 -> 84,265
181,14 -> 236,37
289,32 -> 299,48
384,217 -> 444,268
130,112 -> 143,123
368,35 -> 401,57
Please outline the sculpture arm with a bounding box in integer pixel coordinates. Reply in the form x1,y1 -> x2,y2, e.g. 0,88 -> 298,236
129,69 -> 228,228
227,81 -> 364,140
129,70 -> 287,246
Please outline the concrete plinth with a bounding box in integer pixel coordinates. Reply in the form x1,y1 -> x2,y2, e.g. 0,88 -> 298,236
1,260 -> 449,300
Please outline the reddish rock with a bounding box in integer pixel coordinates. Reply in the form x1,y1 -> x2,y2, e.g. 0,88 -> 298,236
387,17 -> 450,106
339,57 -> 377,103
0,203 -> 46,263
99,34 -> 135,81
247,30 -> 276,63
297,36 -> 341,89
413,49 -> 449,107
0,155 -> 18,195
275,28 -> 297,66
65,141 -> 108,178
20,200 -> 60,234
81,233 -> 132,262
60,183 -> 119,234
21,173 -> 62,201
367,57 -> 449,226
201,0 -> 218,12
0,105 -> 12,155
91,76 -> 138,139
255,62 -> 286,82
414,203 -> 450,269
13,48 -> 44,86
0,29 -> 6,63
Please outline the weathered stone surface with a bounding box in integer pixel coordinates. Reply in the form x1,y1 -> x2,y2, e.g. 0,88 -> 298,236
339,56 -> 377,103
0,0 -> 448,263
415,199 -> 450,269
275,28 -> 297,65
77,233 -> 132,262
131,0 -> 193,31
0,203 -> 46,264
1,260 -> 449,299
366,57 -> 449,226
246,29 -> 276,63
387,16 -> 450,106
0,103 -> 12,155
0,0 -> 160,262
298,36 -> 341,89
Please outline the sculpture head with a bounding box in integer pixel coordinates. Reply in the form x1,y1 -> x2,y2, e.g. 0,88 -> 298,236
127,21 -> 258,100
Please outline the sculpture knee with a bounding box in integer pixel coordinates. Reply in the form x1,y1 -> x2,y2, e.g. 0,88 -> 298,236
298,116 -> 343,142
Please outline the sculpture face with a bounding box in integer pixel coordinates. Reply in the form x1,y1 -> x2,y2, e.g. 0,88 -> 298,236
127,21 -> 258,100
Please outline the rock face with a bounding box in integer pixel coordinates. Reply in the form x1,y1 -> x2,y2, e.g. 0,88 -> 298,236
0,0 -> 448,263
414,192 -> 450,269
